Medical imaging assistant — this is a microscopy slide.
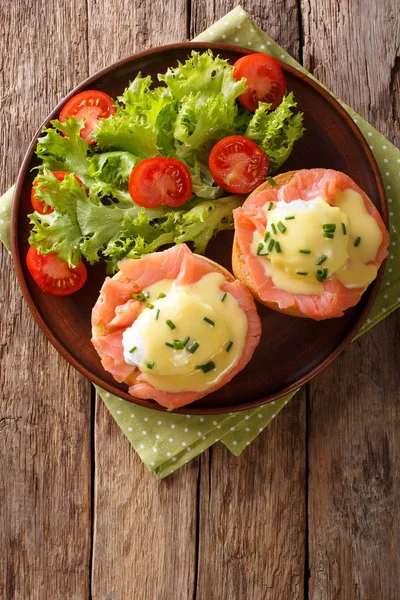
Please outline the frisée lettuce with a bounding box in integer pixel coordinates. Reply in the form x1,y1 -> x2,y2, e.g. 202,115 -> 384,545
29,50 -> 304,270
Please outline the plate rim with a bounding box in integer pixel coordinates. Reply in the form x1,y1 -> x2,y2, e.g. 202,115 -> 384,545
10,41 -> 388,414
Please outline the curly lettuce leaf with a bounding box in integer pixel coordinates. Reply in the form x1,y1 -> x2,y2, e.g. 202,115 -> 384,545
158,50 -> 246,104
245,92 -> 305,173
36,117 -> 91,182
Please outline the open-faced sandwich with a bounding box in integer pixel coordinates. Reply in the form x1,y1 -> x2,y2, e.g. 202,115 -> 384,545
91,244 -> 261,409
232,168 -> 389,320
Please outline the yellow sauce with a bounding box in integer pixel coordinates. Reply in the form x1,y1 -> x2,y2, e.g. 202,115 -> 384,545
122,273 -> 248,393
252,189 -> 383,295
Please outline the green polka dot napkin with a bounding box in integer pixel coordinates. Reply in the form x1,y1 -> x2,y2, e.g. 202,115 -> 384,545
1,6 -> 399,479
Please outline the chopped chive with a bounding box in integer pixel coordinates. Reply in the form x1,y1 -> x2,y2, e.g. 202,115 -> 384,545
315,254 -> 327,265
143,291 -> 150,298
323,267 -> 328,279
155,308 -> 160,320
323,223 -> 336,231
264,230 -> 270,243
220,292 -> 227,302
165,342 -> 174,348
158,292 -> 166,299
147,303 -> 154,309
296,271 -> 308,276
187,340 -> 199,354
166,319 -> 176,330
299,249 -> 311,254
354,236 -> 361,247
203,317 -> 215,326
173,340 -> 184,350
341,222 -> 347,235
259,248 -> 269,256
267,238 -> 275,252
129,346 -> 137,353
267,201 -> 273,211
285,215 -> 295,220
131,292 -> 146,301
256,242 -> 264,256
277,221 -> 287,234
275,241 -> 281,253
226,341 -> 233,353
316,268 -> 329,282
195,361 -> 216,374
266,176 -> 277,186
146,361 -> 155,370
324,232 -> 335,239
271,223 -> 277,234
183,336 -> 190,347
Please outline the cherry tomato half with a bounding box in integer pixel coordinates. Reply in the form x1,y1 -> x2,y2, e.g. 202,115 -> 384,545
209,135 -> 269,194
234,54 -> 286,112
128,157 -> 193,208
59,90 -> 116,144
31,172 -> 84,214
26,247 -> 87,296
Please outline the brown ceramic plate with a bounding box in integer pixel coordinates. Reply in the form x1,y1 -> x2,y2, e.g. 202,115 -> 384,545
11,42 -> 387,414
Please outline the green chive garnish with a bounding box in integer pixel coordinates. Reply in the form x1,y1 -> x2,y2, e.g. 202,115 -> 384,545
166,319 -> 176,330
266,176 -> 277,186
296,271 -> 308,276
299,249 -> 311,254
315,255 -> 327,265
143,291 -> 150,298
129,346 -> 137,353
196,361 -> 216,374
147,303 -> 154,309
285,215 -> 295,220
173,340 -> 184,350
267,239 -> 275,252
220,292 -> 227,302
354,236 -> 361,247
187,340 -> 199,354
131,292 -> 146,301
341,223 -> 347,235
165,342 -> 174,348
277,221 -> 287,234
267,202 -> 273,211
323,223 -> 336,231
271,223 -> 277,234
183,336 -> 190,347
259,248 -> 269,256
226,341 -> 233,353
256,242 -> 264,256
155,308 -> 160,320
158,292 -> 166,299
275,241 -> 281,253
316,268 -> 329,282
264,231 -> 270,243
324,232 -> 334,239
203,317 -> 215,326
146,361 -> 155,369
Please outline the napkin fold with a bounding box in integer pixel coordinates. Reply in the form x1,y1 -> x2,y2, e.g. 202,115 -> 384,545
1,6 -> 399,479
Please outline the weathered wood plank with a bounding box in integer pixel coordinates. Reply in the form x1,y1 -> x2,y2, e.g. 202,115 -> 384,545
190,2 -> 307,598
0,2 -> 92,598
196,396 -> 307,600
87,4 -> 199,599
302,0 -> 400,597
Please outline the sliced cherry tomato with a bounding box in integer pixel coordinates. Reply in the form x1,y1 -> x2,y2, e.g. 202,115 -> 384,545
209,135 -> 269,194
26,247 -> 87,296
59,90 -> 116,144
31,172 -> 84,214
128,157 -> 193,208
234,54 -> 286,111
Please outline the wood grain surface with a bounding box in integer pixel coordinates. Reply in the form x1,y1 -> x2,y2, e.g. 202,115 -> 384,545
0,1 -> 399,599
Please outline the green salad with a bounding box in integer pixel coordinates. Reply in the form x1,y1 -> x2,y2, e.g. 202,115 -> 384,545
28,50 -> 304,274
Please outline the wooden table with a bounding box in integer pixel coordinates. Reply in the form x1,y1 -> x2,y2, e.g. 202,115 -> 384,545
1,1 -> 399,598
